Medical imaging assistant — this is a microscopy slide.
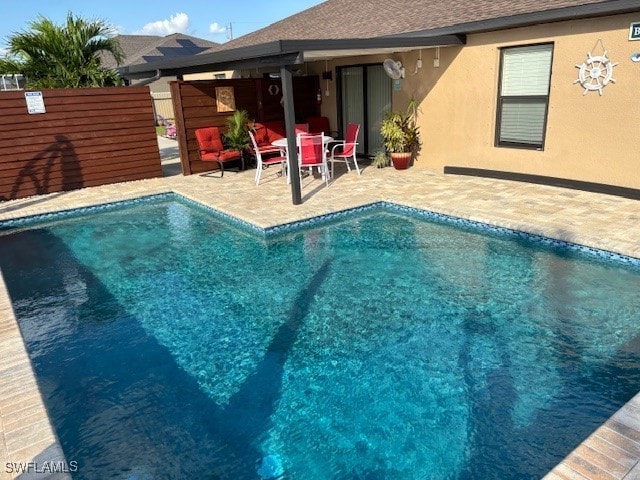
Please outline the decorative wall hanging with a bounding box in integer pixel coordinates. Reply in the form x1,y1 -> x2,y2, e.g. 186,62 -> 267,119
574,40 -> 618,96
215,86 -> 235,112
268,84 -> 279,96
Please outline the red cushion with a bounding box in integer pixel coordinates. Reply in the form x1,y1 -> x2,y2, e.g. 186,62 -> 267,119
307,116 -> 330,135
253,121 -> 285,147
258,145 -> 282,155
253,123 -> 270,146
195,127 -> 224,152
262,155 -> 287,165
200,149 -> 241,162
263,120 -> 285,142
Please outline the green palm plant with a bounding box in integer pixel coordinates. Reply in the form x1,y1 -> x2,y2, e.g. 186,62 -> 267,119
0,12 -> 124,88
223,109 -> 251,151
223,109 -> 253,167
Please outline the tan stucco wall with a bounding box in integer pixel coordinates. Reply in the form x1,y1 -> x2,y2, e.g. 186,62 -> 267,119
399,13 -> 640,189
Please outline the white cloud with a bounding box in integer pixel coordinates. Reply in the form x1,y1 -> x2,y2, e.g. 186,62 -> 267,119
209,22 -> 226,34
135,12 -> 190,36
0,47 -> 9,58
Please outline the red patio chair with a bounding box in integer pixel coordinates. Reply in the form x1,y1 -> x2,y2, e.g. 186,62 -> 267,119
298,133 -> 330,186
252,122 -> 284,156
194,127 -> 244,177
307,116 -> 338,137
329,123 -> 360,177
249,130 -> 287,185
295,123 -> 309,135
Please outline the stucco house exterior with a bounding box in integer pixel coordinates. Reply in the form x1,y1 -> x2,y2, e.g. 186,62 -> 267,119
119,0 -> 640,198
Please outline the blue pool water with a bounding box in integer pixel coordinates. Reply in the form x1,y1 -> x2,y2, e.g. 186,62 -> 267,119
0,197 -> 639,480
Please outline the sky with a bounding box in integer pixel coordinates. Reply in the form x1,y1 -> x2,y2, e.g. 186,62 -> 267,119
0,0 -> 324,53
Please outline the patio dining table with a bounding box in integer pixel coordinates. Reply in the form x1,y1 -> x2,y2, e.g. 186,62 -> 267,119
271,136 -> 334,183
270,135 -> 334,151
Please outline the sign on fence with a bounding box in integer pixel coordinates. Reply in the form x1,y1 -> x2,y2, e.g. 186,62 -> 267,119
24,91 -> 46,114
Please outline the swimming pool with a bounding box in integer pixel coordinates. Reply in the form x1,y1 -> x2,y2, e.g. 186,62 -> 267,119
0,196 -> 639,479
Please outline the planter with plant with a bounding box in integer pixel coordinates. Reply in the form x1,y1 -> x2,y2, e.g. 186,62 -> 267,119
223,109 -> 252,167
371,150 -> 390,169
380,100 -> 421,170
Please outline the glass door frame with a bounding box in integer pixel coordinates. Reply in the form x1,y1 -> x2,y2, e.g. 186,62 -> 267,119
336,62 -> 390,157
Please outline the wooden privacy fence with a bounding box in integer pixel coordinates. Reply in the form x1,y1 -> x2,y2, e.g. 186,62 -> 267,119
171,77 -> 319,175
0,86 -> 162,200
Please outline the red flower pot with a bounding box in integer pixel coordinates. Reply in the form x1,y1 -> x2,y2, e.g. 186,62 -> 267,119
390,152 -> 411,170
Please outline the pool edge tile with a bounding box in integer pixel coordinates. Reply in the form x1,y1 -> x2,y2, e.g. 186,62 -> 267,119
0,272 -> 72,480
546,392 -> 640,480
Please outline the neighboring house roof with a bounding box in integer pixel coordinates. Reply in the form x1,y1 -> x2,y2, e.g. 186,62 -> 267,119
102,33 -> 219,69
118,0 -> 640,76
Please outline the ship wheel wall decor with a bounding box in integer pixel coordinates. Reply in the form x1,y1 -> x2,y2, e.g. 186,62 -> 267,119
574,50 -> 618,95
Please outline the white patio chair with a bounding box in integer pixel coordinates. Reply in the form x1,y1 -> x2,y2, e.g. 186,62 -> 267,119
329,123 -> 361,177
249,130 -> 287,186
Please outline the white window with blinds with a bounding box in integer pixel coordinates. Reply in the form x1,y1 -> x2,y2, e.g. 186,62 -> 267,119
496,44 -> 553,149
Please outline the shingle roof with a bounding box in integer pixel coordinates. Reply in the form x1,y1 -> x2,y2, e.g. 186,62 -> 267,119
101,35 -> 160,69
222,0 -> 627,50
118,0 -> 639,77
102,33 -> 219,69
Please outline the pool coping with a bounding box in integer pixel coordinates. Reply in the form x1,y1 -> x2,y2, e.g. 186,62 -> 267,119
0,185 -> 638,479
3,193 -> 638,270
0,271 -> 72,480
543,392 -> 640,479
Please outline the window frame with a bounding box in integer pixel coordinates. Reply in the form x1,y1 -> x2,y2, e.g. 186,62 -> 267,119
495,42 -> 554,151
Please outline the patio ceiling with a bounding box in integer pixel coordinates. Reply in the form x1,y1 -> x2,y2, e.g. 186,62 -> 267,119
301,44 -> 442,61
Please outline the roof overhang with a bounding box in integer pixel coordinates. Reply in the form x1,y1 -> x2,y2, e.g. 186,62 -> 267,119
118,34 -> 465,78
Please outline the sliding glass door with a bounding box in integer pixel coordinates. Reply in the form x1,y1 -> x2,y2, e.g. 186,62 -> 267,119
338,64 -> 391,156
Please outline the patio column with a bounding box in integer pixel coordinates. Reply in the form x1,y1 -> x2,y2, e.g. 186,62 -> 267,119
280,65 -> 302,205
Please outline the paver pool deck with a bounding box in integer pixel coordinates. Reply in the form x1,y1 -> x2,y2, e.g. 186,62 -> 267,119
0,137 -> 638,479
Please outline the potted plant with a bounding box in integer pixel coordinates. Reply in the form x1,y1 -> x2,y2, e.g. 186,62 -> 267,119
380,100 -> 420,170
223,109 -> 252,166
371,150 -> 390,169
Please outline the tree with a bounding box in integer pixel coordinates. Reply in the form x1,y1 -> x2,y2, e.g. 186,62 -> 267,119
0,12 -> 124,88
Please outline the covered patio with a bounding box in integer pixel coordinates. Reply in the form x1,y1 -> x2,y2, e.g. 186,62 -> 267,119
118,35 -> 464,205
